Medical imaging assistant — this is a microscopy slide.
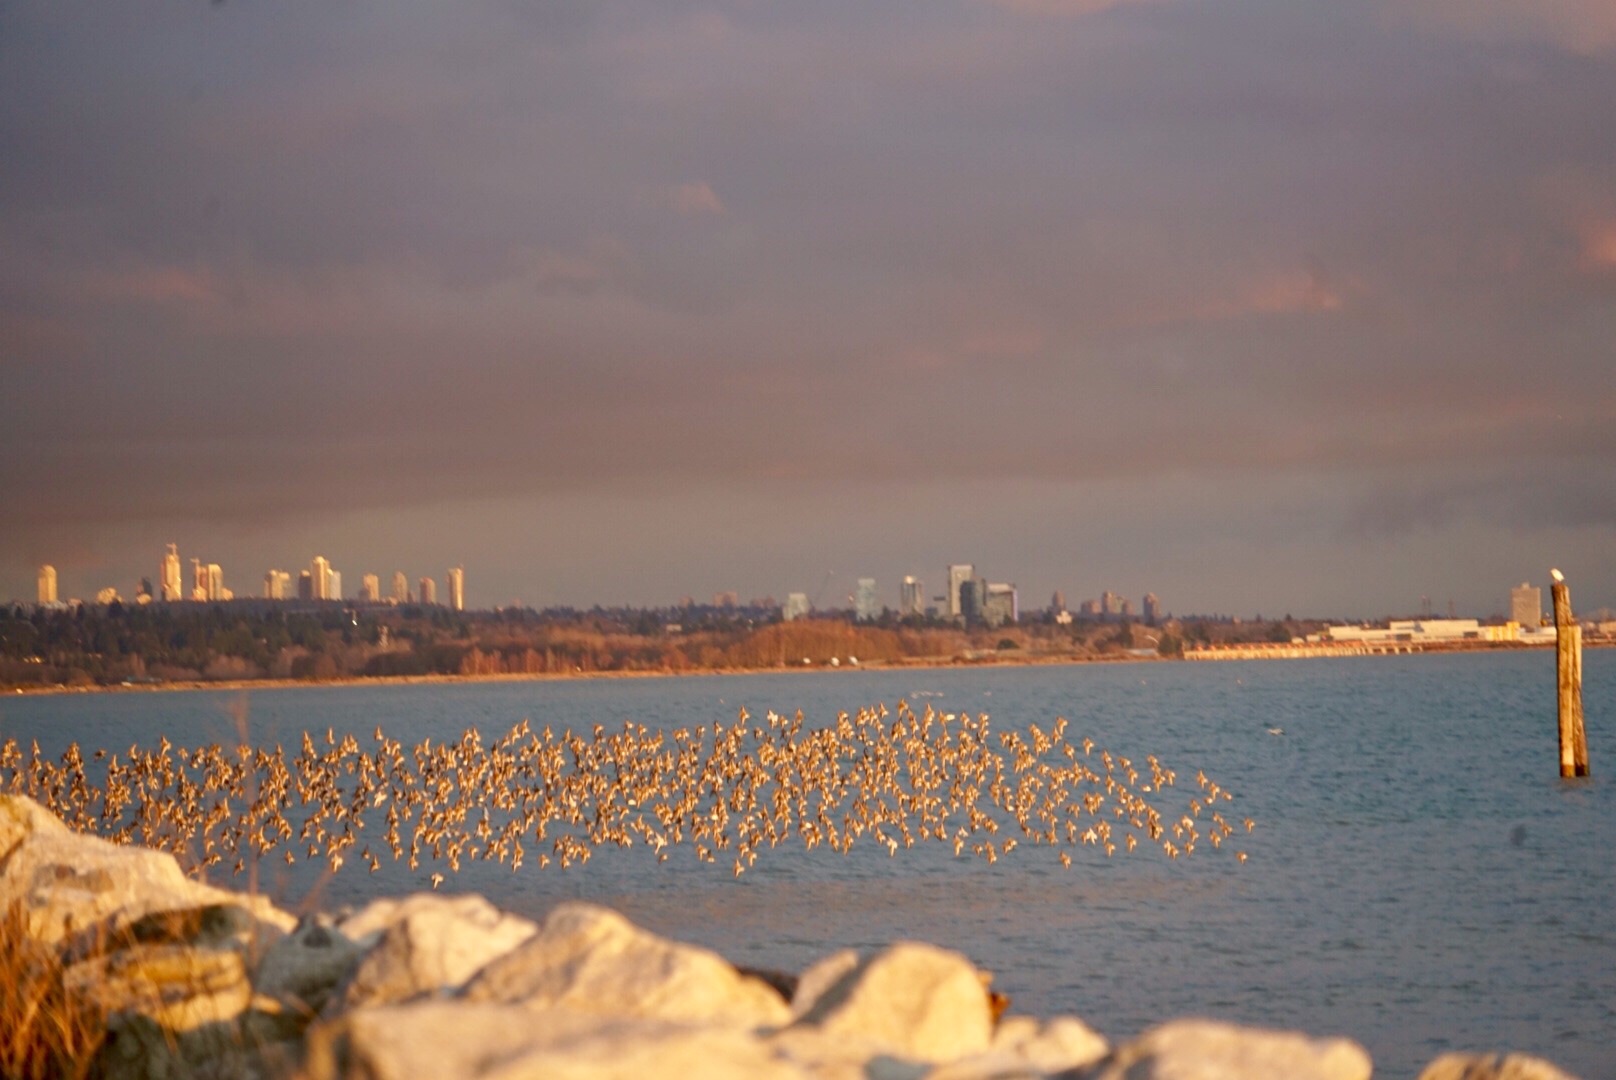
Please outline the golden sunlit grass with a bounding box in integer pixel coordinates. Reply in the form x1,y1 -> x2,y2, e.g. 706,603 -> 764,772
0,902 -> 106,1080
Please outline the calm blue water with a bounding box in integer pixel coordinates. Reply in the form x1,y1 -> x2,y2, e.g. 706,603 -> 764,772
3,651 -> 1612,1079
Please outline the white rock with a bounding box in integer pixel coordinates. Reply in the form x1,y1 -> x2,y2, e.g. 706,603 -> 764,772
331,893 -> 537,1010
0,794 -> 293,947
65,941 -> 252,1033
306,1001 -> 806,1080
1417,1052 -> 1582,1080
792,948 -> 861,1016
459,901 -> 791,1028
1081,1017 -> 1373,1080
254,915 -> 366,1013
961,1015 -> 1110,1074
788,941 -> 994,1063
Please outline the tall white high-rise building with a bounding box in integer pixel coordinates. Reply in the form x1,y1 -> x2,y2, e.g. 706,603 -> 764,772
361,574 -> 380,603
161,544 -> 183,601
37,564 -> 57,605
311,556 -> 331,600
264,570 -> 291,600
206,563 -> 225,601
447,566 -> 465,612
1510,582 -> 1542,627
947,564 -> 975,618
419,577 -> 437,605
854,578 -> 878,621
328,570 -> 342,601
900,576 -> 924,617
391,571 -> 409,604
783,593 -> 810,621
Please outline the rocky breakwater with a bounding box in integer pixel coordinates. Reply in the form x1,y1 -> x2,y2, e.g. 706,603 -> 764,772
0,794 -> 1582,1079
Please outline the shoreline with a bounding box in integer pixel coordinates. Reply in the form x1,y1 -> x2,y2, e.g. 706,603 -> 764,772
4,638 -> 1597,699
3,651 -> 1153,699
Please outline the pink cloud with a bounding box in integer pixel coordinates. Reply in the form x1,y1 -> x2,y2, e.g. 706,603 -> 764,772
668,182 -> 725,217
984,0 -> 1153,15
1579,220 -> 1616,271
1387,0 -> 1616,54
1190,270 -> 1350,322
91,266 -> 220,306
961,328 -> 1047,358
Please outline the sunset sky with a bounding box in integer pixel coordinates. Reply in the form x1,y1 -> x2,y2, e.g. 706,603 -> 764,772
4,1 -> 1614,617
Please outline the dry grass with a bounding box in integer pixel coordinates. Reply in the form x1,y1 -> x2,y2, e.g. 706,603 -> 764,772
0,902 -> 106,1080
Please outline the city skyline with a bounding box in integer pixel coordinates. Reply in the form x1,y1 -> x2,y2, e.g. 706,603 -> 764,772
4,4 -> 1613,618
16,545 -> 1587,626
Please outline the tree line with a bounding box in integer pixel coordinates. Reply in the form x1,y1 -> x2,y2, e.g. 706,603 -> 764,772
0,601 -> 1288,689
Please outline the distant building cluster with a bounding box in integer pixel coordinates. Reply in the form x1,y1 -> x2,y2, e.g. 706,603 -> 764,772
1510,582 -> 1543,628
769,559 -> 1181,629
1309,618 -> 1551,646
779,564 -> 1155,630
29,546 -> 466,611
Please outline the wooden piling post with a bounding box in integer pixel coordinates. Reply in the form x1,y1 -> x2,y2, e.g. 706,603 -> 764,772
1551,579 -> 1589,777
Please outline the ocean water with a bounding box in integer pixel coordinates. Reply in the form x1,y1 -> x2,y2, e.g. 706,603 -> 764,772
3,650 -> 1612,1078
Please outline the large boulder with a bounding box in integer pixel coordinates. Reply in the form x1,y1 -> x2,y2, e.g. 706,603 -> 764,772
1417,1052 -> 1581,1080
786,942 -> 995,1063
973,1015 -> 1110,1074
459,901 -> 791,1028
329,893 -> 538,1010
1077,1018 -> 1372,1080
791,948 -> 861,1016
0,794 -> 292,947
305,1001 -> 806,1080
254,914 -> 367,1015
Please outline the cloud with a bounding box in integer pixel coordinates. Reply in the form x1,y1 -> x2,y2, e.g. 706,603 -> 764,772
1189,270 -> 1351,322
1387,0 -> 1616,54
665,181 -> 725,216
983,0 -> 1156,16
89,266 -> 222,306
1577,220 -> 1616,271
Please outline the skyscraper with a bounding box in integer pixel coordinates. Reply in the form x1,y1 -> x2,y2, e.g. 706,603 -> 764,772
900,576 -> 924,617
191,559 -> 207,601
361,574 -> 380,603
948,564 -> 975,619
1142,593 -> 1161,623
391,571 -> 409,604
161,544 -> 182,601
783,593 -> 810,621
206,563 -> 224,601
960,578 -> 988,625
37,564 -> 57,604
1510,582 -> 1542,627
447,566 -> 465,612
310,557 -> 331,601
419,576 -> 437,605
854,578 -> 878,621
264,570 -> 291,600
1101,590 -> 1125,620
298,571 -> 314,600
983,583 -> 1018,627
328,570 -> 342,601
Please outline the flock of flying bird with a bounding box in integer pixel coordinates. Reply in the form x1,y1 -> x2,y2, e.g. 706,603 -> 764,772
0,702 -> 1252,885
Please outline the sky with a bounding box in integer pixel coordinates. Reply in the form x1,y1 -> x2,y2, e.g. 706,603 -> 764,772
3,0 -> 1614,619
